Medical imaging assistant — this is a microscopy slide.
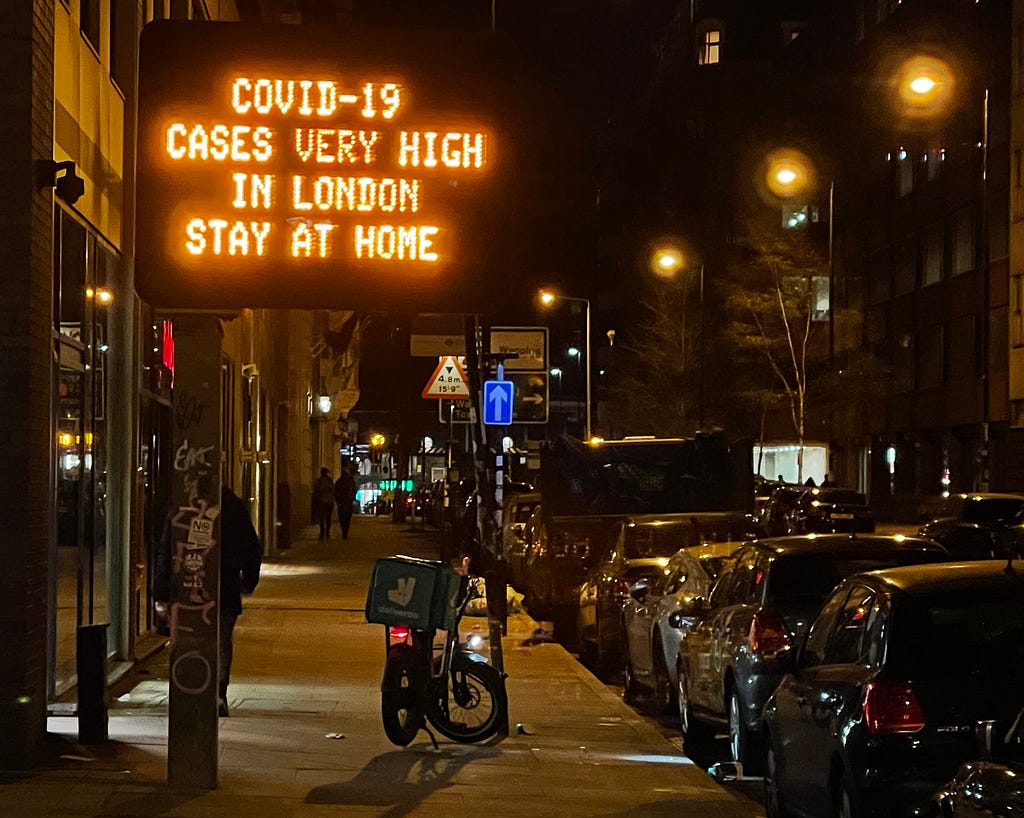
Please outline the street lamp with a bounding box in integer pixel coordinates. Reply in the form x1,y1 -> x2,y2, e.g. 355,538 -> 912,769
649,243 -> 705,428
900,53 -> 990,489
539,290 -> 592,441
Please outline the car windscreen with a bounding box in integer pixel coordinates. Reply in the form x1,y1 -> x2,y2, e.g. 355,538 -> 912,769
962,498 -> 1024,525
890,588 -> 1024,680
766,551 -> 944,606
626,525 -> 687,558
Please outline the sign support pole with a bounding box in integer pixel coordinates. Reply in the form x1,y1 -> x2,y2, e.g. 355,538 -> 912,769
166,315 -> 222,789
464,316 -> 509,738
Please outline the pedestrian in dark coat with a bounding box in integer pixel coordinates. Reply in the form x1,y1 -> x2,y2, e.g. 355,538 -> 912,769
334,463 -> 357,540
314,467 -> 334,538
217,486 -> 263,716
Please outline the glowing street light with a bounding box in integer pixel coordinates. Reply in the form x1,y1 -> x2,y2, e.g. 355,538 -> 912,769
539,289 -> 591,440
650,241 -> 706,427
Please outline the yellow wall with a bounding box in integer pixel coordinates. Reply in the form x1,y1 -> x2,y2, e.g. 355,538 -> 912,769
53,1 -> 125,248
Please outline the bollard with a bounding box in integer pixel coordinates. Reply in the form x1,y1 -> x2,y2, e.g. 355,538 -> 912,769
76,623 -> 109,744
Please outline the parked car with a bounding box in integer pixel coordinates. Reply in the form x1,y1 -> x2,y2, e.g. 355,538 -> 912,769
762,561 -> 1024,818
622,539 -> 739,712
785,486 -> 875,534
933,701 -> 1024,818
503,491 -> 541,591
675,534 -> 951,774
577,512 -> 764,673
762,485 -> 807,536
918,492 -> 1024,560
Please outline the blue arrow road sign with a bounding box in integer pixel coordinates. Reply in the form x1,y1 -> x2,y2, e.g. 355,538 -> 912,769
483,380 -> 514,425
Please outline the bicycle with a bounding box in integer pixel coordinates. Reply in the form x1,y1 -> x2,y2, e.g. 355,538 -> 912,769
366,555 -> 508,746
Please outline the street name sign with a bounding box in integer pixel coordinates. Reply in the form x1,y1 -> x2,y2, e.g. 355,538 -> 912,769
489,326 -> 547,371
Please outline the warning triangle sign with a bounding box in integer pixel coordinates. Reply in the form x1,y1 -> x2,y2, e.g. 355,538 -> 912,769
422,355 -> 471,399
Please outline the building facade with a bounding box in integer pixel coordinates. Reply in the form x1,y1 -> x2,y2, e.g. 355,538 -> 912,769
0,0 -> 361,768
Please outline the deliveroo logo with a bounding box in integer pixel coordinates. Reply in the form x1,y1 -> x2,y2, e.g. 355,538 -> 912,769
387,577 -> 416,607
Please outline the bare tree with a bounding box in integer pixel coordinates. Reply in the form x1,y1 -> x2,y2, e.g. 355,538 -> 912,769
725,232 -> 830,483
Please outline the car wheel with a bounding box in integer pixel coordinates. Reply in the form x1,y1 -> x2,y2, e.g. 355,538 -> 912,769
623,658 -> 641,705
764,737 -> 791,818
834,769 -> 859,818
729,689 -> 764,775
678,669 -> 713,749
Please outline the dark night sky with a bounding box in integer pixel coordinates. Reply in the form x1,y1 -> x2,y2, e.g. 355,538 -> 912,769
348,1 -> 675,411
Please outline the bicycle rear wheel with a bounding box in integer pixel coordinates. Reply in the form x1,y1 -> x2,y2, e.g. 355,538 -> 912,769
381,644 -> 425,746
426,654 -> 507,743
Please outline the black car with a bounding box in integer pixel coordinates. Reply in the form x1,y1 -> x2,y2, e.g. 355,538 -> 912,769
676,534 -> 950,774
763,561 -> 1024,818
785,487 -> 875,535
918,493 -> 1024,560
934,699 -> 1024,818
761,485 -> 806,536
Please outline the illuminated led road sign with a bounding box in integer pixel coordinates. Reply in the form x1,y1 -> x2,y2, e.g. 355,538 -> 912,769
136,21 -> 512,310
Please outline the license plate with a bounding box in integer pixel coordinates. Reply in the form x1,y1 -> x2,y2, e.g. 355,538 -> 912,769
832,513 -> 854,519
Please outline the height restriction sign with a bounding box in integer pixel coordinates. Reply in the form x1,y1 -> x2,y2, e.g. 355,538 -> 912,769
422,355 -> 470,399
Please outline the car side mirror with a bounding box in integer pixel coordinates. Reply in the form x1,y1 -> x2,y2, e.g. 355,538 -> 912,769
629,580 -> 649,603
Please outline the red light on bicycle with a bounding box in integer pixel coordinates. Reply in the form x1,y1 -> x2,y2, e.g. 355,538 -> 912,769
390,625 -> 411,640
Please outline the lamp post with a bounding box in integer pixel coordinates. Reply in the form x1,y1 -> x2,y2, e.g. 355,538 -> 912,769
651,245 -> 705,428
899,54 -> 990,489
539,291 -> 591,441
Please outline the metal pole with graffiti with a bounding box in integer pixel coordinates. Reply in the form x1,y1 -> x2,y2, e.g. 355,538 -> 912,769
166,315 -> 223,789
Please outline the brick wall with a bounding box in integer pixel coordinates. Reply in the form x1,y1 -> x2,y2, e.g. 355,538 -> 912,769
0,0 -> 56,769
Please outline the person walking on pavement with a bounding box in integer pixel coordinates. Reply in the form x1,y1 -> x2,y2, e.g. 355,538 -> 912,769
334,461 -> 357,541
154,484 -> 262,718
314,467 -> 335,539
217,485 -> 263,716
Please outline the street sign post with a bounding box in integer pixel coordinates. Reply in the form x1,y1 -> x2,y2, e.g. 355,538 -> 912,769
483,380 -> 514,425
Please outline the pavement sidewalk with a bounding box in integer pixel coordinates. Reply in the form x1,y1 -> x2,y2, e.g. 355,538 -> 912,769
0,516 -> 763,818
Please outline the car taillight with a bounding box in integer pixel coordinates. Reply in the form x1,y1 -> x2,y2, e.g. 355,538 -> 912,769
747,610 -> 790,658
863,681 -> 925,734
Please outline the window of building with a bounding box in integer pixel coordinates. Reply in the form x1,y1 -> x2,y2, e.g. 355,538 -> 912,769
894,235 -> 916,295
922,223 -> 943,286
80,0 -> 101,51
927,147 -> 945,182
699,29 -> 722,65
918,323 -> 944,389
951,208 -> 976,276
949,315 -> 978,379
895,148 -> 913,197
893,333 -> 914,393
811,276 -> 830,322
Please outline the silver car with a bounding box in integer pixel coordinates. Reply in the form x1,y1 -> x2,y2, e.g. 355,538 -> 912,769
622,540 -> 739,712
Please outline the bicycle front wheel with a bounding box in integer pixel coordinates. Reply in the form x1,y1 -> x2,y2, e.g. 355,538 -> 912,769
381,644 -> 425,746
426,654 -> 507,743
